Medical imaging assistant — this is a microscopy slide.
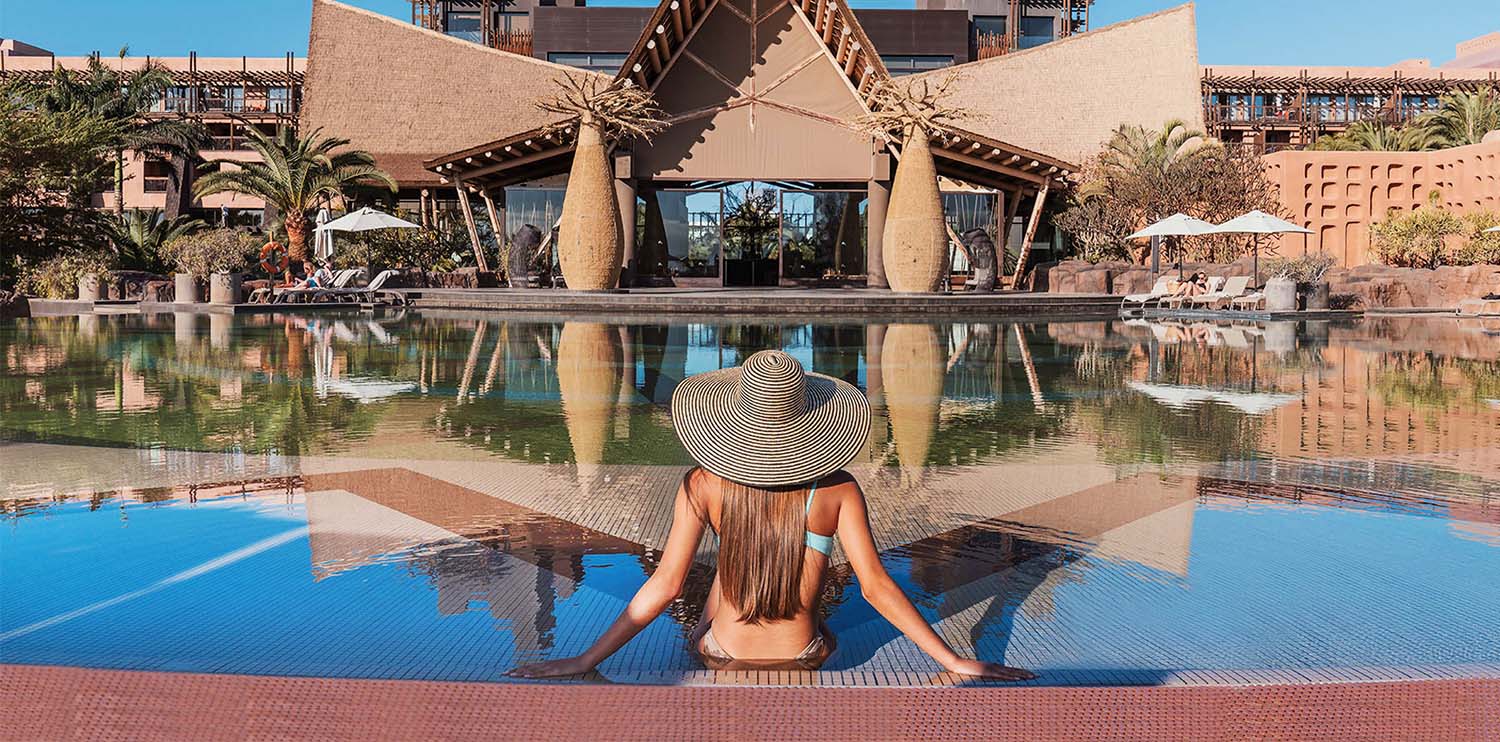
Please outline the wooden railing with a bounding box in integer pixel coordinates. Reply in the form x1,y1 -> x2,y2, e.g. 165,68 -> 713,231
975,31 -> 1010,60
491,29 -> 533,56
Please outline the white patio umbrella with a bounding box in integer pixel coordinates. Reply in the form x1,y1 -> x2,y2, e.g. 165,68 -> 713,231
1207,210 -> 1313,286
1127,213 -> 1217,279
314,207 -> 334,262
1484,226 -> 1500,233
315,206 -> 422,234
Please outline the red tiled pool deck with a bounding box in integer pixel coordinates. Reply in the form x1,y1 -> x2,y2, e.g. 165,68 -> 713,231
4,664 -> 1497,741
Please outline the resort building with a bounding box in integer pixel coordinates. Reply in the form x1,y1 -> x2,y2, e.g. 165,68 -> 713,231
1202,33 -> 1500,152
0,39 -> 304,224
304,0 -> 1200,287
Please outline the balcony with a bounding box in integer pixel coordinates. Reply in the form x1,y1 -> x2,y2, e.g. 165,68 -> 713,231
143,177 -> 170,193
975,31 -> 1010,60
491,29 -> 533,56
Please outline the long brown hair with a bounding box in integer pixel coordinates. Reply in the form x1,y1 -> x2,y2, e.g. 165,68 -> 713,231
716,478 -> 809,624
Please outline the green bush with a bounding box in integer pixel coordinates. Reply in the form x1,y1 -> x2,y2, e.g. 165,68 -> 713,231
17,250 -> 113,299
1369,196 -> 1465,269
160,229 -> 260,275
1456,211 -> 1500,265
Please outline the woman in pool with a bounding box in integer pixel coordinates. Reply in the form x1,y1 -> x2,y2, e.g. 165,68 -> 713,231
509,350 -> 1033,680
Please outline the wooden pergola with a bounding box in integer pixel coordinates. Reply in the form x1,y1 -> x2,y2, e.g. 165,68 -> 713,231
424,0 -> 1075,285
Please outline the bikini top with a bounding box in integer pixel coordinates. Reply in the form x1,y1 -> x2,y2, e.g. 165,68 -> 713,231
805,484 -> 834,555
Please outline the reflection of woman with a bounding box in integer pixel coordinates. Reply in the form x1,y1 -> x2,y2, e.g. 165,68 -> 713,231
510,350 -> 1032,680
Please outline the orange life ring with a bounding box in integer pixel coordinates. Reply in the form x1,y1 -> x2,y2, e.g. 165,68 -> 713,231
259,241 -> 289,276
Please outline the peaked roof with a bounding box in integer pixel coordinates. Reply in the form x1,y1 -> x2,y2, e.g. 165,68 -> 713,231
428,0 -> 1074,192
910,3 -> 1203,165
302,0 -> 608,185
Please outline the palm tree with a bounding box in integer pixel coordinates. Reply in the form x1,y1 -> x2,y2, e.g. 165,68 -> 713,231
1086,118 -> 1215,215
1310,119 -> 1444,152
193,124 -> 396,273
106,209 -> 205,274
32,49 -> 208,216
1418,89 -> 1500,147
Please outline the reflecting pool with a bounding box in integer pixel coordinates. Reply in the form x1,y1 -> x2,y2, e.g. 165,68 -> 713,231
3,312 -> 1498,685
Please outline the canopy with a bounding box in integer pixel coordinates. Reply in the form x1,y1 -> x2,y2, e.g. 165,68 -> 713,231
1128,380 -> 1298,415
314,207 -> 335,261
1485,226 -> 1500,234
315,207 -> 421,233
1127,213 -> 1217,239
1207,210 -> 1314,236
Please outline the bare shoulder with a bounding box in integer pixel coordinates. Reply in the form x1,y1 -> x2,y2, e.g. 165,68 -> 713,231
818,470 -> 865,506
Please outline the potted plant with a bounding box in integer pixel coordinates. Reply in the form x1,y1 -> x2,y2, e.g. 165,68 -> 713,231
1265,253 -> 1337,311
74,252 -> 113,302
162,229 -> 259,304
539,74 -> 664,291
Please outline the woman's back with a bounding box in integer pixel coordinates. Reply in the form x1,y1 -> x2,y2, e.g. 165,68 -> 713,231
687,467 -> 850,663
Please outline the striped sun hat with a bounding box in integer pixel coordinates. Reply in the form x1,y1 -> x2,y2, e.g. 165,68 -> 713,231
671,350 -> 871,488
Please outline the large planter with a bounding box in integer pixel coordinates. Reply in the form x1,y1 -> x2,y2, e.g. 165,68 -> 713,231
556,120 -> 622,291
882,133 -> 948,293
209,273 -> 243,305
1301,281 -> 1330,311
174,273 -> 201,303
77,274 -> 101,302
1264,277 -> 1297,312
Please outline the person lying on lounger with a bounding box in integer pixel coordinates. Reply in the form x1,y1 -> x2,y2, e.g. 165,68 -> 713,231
1168,272 -> 1209,298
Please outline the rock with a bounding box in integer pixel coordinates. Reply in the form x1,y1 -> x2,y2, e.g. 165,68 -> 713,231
961,228 -> 998,292
0,290 -> 30,319
1074,268 -> 1114,294
143,280 -> 174,303
510,225 -> 543,289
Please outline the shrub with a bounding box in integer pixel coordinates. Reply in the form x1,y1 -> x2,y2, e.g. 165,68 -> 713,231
17,250 -> 112,298
160,229 -> 260,275
1456,211 -> 1500,265
1264,253 -> 1337,283
1369,197 -> 1465,269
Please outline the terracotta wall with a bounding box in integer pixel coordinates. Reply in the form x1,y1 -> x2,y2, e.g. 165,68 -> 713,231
1264,137 -> 1500,267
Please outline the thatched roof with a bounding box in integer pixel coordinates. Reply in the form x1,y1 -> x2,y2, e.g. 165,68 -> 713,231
428,0 -> 1075,193
910,3 -> 1204,165
301,0 -> 609,188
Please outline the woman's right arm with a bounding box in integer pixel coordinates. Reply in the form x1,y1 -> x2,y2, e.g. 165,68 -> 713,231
836,484 -> 1034,681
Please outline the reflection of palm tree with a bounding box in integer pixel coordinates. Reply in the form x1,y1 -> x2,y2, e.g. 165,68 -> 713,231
556,323 -> 621,487
881,324 -> 945,483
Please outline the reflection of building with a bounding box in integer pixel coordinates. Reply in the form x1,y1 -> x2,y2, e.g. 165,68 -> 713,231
0,41 -> 303,223
305,0 -> 1201,287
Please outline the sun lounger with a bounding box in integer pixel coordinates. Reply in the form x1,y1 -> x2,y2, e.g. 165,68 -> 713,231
270,269 -> 364,304
1230,291 -> 1266,311
310,269 -> 404,305
1159,276 -> 1224,309
1185,276 -> 1251,310
1120,276 -> 1174,311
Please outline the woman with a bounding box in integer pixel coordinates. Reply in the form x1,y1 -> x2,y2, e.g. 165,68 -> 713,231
509,350 -> 1034,680
1169,271 -> 1208,298
295,259 -> 335,290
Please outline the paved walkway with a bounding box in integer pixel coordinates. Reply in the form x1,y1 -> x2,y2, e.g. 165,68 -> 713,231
4,664 -> 1496,741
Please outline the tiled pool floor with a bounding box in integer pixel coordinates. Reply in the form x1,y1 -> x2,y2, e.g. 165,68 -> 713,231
5,441 -> 1498,687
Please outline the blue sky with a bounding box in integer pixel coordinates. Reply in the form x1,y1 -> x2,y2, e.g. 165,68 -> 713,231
0,0 -> 1492,67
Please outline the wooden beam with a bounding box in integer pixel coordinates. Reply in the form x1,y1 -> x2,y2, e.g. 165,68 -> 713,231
648,0 -> 722,93
453,179 -> 490,272
1009,182 -> 1049,290
481,189 -> 506,262
932,147 -> 1048,184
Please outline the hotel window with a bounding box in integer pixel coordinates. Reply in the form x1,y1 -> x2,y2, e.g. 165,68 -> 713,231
881,55 -> 954,76
973,15 -> 1005,36
267,87 -> 292,114
547,52 -> 628,74
156,85 -> 195,113
1018,16 -> 1054,49
498,11 -> 530,32
446,11 -> 483,43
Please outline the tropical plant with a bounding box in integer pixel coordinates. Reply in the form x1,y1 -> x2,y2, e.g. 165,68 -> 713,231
16,250 -> 114,299
160,228 -> 261,276
1369,192 -> 1465,269
27,49 -> 209,216
857,73 -> 970,293
539,73 -> 665,290
1264,252 -> 1337,283
1456,210 -> 1500,265
1417,89 -> 1500,148
193,123 -> 396,273
0,82 -> 118,289
106,209 -> 206,274
1055,120 -> 1282,264
1309,119 -> 1444,152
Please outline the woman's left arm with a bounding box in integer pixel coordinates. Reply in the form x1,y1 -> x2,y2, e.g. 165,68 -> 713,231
508,479 -> 706,678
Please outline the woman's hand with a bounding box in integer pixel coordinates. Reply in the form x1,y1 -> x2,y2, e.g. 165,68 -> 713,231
505,656 -> 596,679
945,658 -> 1036,681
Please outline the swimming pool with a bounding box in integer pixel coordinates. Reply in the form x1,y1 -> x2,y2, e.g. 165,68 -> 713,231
3,312 -> 1498,686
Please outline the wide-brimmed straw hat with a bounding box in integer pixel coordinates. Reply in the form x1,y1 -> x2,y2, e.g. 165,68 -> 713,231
671,350 -> 871,488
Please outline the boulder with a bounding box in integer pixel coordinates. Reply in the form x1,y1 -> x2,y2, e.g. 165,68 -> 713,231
142,280 -> 174,303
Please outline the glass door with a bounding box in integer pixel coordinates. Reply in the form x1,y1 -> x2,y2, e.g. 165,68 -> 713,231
722,182 -> 780,287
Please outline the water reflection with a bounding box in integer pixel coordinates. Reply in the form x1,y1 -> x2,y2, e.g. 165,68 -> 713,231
3,313 -> 1500,681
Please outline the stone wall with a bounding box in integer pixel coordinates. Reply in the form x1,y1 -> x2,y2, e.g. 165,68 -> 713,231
1040,258 -> 1500,309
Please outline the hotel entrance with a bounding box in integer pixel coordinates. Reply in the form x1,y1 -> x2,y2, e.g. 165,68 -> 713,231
637,181 -> 867,288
